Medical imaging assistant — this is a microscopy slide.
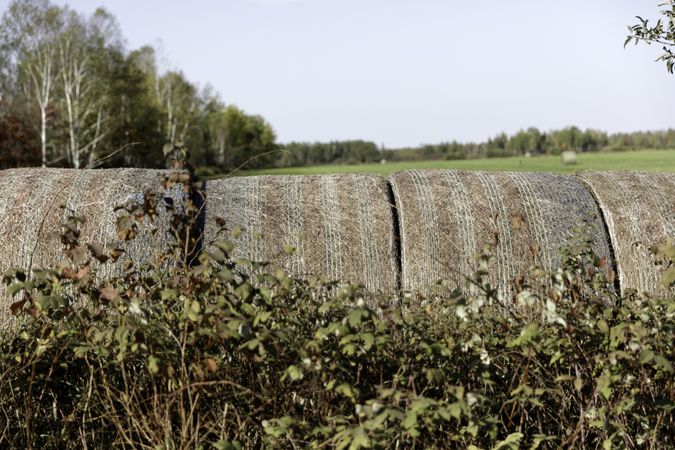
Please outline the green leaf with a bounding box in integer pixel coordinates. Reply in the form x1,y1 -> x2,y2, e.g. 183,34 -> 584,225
361,333 -> 375,350
161,289 -> 178,301
213,239 -> 235,253
242,338 -> 260,351
530,434 -> 556,449
639,349 -> 654,364
236,283 -> 251,300
283,244 -> 295,255
596,372 -> 612,400
36,295 -> 55,311
284,365 -> 304,381
335,383 -> 356,399
259,286 -> 271,300
216,270 -> 234,282
231,227 -> 242,239
74,346 -> 90,358
349,427 -> 371,450
494,432 -> 524,449
212,440 -> 242,450
448,402 -> 462,419
188,300 -> 201,321
262,416 -> 295,438
653,355 -> 673,372
402,412 -> 417,430
574,378 -> 583,392
661,267 -> 675,288
342,343 -> 357,355
507,323 -> 539,347
348,310 -> 366,328
6,282 -> 24,297
148,355 -> 160,375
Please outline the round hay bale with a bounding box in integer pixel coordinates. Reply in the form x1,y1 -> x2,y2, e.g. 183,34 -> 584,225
0,168 -> 179,327
389,170 -> 614,299
561,151 -> 577,165
575,171 -> 675,297
204,174 -> 398,293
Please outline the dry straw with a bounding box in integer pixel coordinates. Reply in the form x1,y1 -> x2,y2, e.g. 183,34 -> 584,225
0,168 -> 177,327
575,171 -> 675,297
204,174 -> 398,293
389,170 -> 614,300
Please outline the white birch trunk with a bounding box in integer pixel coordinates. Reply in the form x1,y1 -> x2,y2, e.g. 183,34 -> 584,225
25,44 -> 54,168
58,32 -> 105,169
178,99 -> 196,143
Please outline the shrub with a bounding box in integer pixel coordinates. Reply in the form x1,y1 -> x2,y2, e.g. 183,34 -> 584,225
0,164 -> 673,449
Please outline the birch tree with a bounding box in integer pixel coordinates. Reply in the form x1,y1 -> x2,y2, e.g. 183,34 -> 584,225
23,42 -> 55,166
1,0 -> 64,167
156,71 -> 199,144
57,9 -> 120,168
58,14 -> 89,168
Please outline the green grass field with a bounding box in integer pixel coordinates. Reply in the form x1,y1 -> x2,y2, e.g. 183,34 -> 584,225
229,149 -> 675,177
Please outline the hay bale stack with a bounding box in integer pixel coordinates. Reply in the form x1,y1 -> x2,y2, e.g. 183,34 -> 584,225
575,171 -> 675,296
204,174 -> 398,292
389,170 -> 613,299
0,168 -> 176,325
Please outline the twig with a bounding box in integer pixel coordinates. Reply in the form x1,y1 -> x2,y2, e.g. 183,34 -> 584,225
85,141 -> 142,169
218,149 -> 291,179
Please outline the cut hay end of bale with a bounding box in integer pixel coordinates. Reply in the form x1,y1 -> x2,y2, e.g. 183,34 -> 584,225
204,174 -> 398,293
0,168 -> 182,328
389,169 -> 614,300
574,170 -> 675,296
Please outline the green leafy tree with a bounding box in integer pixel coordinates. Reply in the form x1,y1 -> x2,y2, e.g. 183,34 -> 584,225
506,129 -> 532,156
485,132 -> 508,157
102,49 -> 164,167
218,104 -> 277,169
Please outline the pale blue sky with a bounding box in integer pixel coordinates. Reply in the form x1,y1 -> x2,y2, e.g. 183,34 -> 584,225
5,0 -> 674,147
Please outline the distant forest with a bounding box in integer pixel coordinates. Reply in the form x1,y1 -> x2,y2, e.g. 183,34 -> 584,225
283,128 -> 675,168
1,0 -> 674,172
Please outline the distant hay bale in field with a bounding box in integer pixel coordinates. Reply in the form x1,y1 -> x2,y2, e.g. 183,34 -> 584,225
389,170 -> 613,300
561,151 -> 577,165
0,168 -> 178,326
575,171 -> 675,297
204,174 -> 398,293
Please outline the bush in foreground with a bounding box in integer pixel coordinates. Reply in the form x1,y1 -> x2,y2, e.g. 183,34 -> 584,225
0,170 -> 674,449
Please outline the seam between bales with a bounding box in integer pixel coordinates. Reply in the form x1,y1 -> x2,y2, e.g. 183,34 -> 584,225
386,178 -> 403,295
575,174 -> 622,295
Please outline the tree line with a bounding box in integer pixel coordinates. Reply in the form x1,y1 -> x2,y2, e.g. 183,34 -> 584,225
384,127 -> 675,163
270,127 -> 675,168
0,0 -> 276,170
1,0 -> 673,171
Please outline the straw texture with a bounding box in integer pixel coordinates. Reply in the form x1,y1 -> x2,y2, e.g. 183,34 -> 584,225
0,168 -> 176,326
575,171 -> 675,297
389,170 -> 614,299
204,174 -> 398,292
